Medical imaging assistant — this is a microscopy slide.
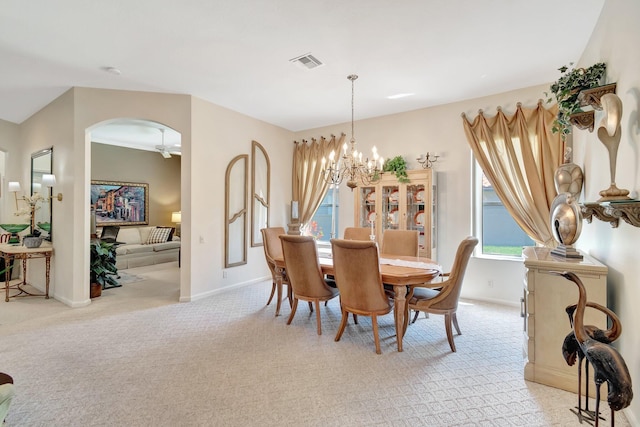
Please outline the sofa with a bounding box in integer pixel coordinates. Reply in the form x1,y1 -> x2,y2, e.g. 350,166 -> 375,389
100,226 -> 180,270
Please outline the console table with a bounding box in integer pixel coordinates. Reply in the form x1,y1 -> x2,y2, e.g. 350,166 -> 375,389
522,246 -> 607,395
1,243 -> 53,302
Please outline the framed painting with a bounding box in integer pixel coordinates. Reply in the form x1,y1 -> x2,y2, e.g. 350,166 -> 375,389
91,180 -> 149,226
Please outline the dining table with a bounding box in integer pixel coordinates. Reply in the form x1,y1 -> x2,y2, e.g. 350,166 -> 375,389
272,251 -> 441,352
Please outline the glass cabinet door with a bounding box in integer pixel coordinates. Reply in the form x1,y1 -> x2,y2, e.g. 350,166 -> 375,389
381,183 -> 400,232
406,183 -> 426,252
358,186 -> 376,228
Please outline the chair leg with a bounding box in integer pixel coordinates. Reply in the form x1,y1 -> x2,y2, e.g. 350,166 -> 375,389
444,313 -> 456,352
287,284 -> 293,307
335,310 -> 349,342
372,314 -> 381,354
308,301 -> 313,312
411,310 -> 420,324
352,313 -> 358,325
314,300 -> 322,335
287,298 -> 299,325
266,281 -> 276,305
452,312 -> 461,335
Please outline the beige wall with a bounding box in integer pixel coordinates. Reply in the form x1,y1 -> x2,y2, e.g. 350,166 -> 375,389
572,0 -> 640,423
0,119 -> 22,222
91,143 -> 181,226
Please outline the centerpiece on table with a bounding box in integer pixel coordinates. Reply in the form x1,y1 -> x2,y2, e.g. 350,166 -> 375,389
13,193 -> 45,247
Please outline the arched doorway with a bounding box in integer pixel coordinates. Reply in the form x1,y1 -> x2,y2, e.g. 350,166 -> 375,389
87,118 -> 182,301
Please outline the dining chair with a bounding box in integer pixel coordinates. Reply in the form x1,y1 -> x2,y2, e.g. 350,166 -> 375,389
280,235 -> 339,335
403,236 -> 478,352
331,239 -> 393,354
260,227 -> 291,308
343,227 -> 371,241
380,229 -> 419,257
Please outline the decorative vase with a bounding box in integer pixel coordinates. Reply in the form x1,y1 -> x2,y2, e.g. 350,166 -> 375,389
22,236 -> 43,248
554,147 -> 583,201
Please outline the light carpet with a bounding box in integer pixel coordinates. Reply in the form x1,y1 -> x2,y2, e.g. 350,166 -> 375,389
0,265 -> 631,426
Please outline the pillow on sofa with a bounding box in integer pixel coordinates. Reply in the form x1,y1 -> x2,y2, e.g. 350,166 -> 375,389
146,227 -> 174,244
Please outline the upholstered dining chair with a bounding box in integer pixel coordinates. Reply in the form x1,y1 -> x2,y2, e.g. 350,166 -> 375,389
403,236 -> 478,352
380,229 -> 419,257
343,227 -> 372,241
280,235 -> 339,335
331,239 -> 393,354
260,227 -> 291,308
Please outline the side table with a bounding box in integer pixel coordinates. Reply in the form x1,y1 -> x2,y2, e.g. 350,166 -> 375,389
1,243 -> 53,302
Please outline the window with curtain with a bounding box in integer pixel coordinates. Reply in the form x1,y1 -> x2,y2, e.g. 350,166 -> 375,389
474,164 -> 534,257
304,186 -> 339,243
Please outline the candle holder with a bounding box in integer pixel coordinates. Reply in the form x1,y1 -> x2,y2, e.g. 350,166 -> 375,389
417,152 -> 439,169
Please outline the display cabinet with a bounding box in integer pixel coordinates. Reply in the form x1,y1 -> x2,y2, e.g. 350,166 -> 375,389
354,169 -> 435,259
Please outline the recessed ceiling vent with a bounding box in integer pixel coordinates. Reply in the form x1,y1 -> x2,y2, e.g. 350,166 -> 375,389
289,53 -> 324,70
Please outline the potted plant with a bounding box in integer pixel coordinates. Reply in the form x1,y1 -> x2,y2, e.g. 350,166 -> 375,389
383,155 -> 410,183
545,62 -> 606,140
90,241 -> 118,298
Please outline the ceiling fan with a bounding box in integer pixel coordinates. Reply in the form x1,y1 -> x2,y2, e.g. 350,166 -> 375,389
155,128 -> 181,158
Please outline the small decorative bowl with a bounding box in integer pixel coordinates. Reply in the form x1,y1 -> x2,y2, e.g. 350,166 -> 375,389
23,236 -> 43,248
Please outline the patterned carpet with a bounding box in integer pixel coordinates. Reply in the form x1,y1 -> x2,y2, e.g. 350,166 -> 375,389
0,269 -> 631,426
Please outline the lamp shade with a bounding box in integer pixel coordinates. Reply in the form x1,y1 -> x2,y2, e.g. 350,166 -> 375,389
42,174 -> 56,187
8,181 -> 21,192
171,211 -> 181,223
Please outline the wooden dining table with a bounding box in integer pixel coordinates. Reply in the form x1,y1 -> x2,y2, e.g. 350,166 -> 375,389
272,252 -> 441,352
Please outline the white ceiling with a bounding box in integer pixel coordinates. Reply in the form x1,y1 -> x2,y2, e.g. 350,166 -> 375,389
0,0 -> 605,150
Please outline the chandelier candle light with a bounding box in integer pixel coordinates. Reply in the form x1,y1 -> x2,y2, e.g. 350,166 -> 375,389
322,74 -> 384,190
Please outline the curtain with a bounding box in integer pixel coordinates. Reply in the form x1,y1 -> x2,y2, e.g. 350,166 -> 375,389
462,101 -> 562,247
292,134 -> 346,226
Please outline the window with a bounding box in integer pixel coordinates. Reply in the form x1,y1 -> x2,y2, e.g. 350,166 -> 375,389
304,186 -> 339,242
473,162 -> 534,257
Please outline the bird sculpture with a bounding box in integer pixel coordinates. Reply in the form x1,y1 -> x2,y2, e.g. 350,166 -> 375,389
562,301 -> 622,421
555,271 -> 632,427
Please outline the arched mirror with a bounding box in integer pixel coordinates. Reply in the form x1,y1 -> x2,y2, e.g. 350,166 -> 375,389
225,154 -> 248,267
31,147 -> 53,240
251,141 -> 270,247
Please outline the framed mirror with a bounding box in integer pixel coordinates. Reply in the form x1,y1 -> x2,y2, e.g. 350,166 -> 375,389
31,147 -> 53,240
251,141 -> 270,247
225,154 -> 248,267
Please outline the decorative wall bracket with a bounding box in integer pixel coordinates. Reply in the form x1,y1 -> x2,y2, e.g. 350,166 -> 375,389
581,201 -> 640,228
569,83 -> 617,133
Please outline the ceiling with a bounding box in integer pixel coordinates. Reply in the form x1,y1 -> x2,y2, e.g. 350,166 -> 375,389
0,1 -> 605,150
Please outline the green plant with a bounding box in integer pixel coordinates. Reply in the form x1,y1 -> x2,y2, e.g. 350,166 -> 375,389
383,156 -> 410,183
90,241 -> 118,288
545,62 -> 606,140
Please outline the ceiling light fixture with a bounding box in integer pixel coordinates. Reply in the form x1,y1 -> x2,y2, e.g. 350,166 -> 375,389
102,66 -> 122,75
322,74 -> 384,190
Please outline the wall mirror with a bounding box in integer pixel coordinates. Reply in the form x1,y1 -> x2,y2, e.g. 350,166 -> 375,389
251,141 -> 270,247
31,147 -> 53,240
225,154 -> 248,267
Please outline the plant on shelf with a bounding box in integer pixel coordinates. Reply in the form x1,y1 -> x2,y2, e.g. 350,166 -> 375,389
545,62 -> 606,140
90,241 -> 118,297
383,156 -> 410,183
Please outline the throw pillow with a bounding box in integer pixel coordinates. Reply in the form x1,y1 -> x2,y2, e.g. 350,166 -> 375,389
146,227 -> 173,244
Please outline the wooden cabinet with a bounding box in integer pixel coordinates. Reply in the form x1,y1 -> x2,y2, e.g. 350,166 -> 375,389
354,169 -> 435,259
522,246 -> 607,395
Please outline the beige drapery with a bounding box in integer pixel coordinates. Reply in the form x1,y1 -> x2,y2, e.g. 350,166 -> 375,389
292,134 -> 346,226
462,102 -> 562,247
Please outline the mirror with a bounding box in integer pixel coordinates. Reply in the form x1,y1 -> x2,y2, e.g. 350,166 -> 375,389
225,154 -> 248,267
251,141 -> 270,247
31,147 -> 53,240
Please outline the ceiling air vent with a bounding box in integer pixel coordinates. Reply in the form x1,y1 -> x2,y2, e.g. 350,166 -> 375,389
289,53 -> 324,70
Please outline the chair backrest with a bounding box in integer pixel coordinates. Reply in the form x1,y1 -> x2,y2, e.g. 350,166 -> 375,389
422,236 -> 478,310
261,227 -> 286,263
280,235 -> 335,299
331,239 -> 389,314
380,229 -> 419,257
343,227 -> 371,241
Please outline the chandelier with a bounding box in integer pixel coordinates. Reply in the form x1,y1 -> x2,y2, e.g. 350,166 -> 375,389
322,74 -> 384,190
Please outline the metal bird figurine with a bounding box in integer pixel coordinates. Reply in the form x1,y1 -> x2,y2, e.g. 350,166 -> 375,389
562,302 -> 622,422
555,271 -> 632,427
